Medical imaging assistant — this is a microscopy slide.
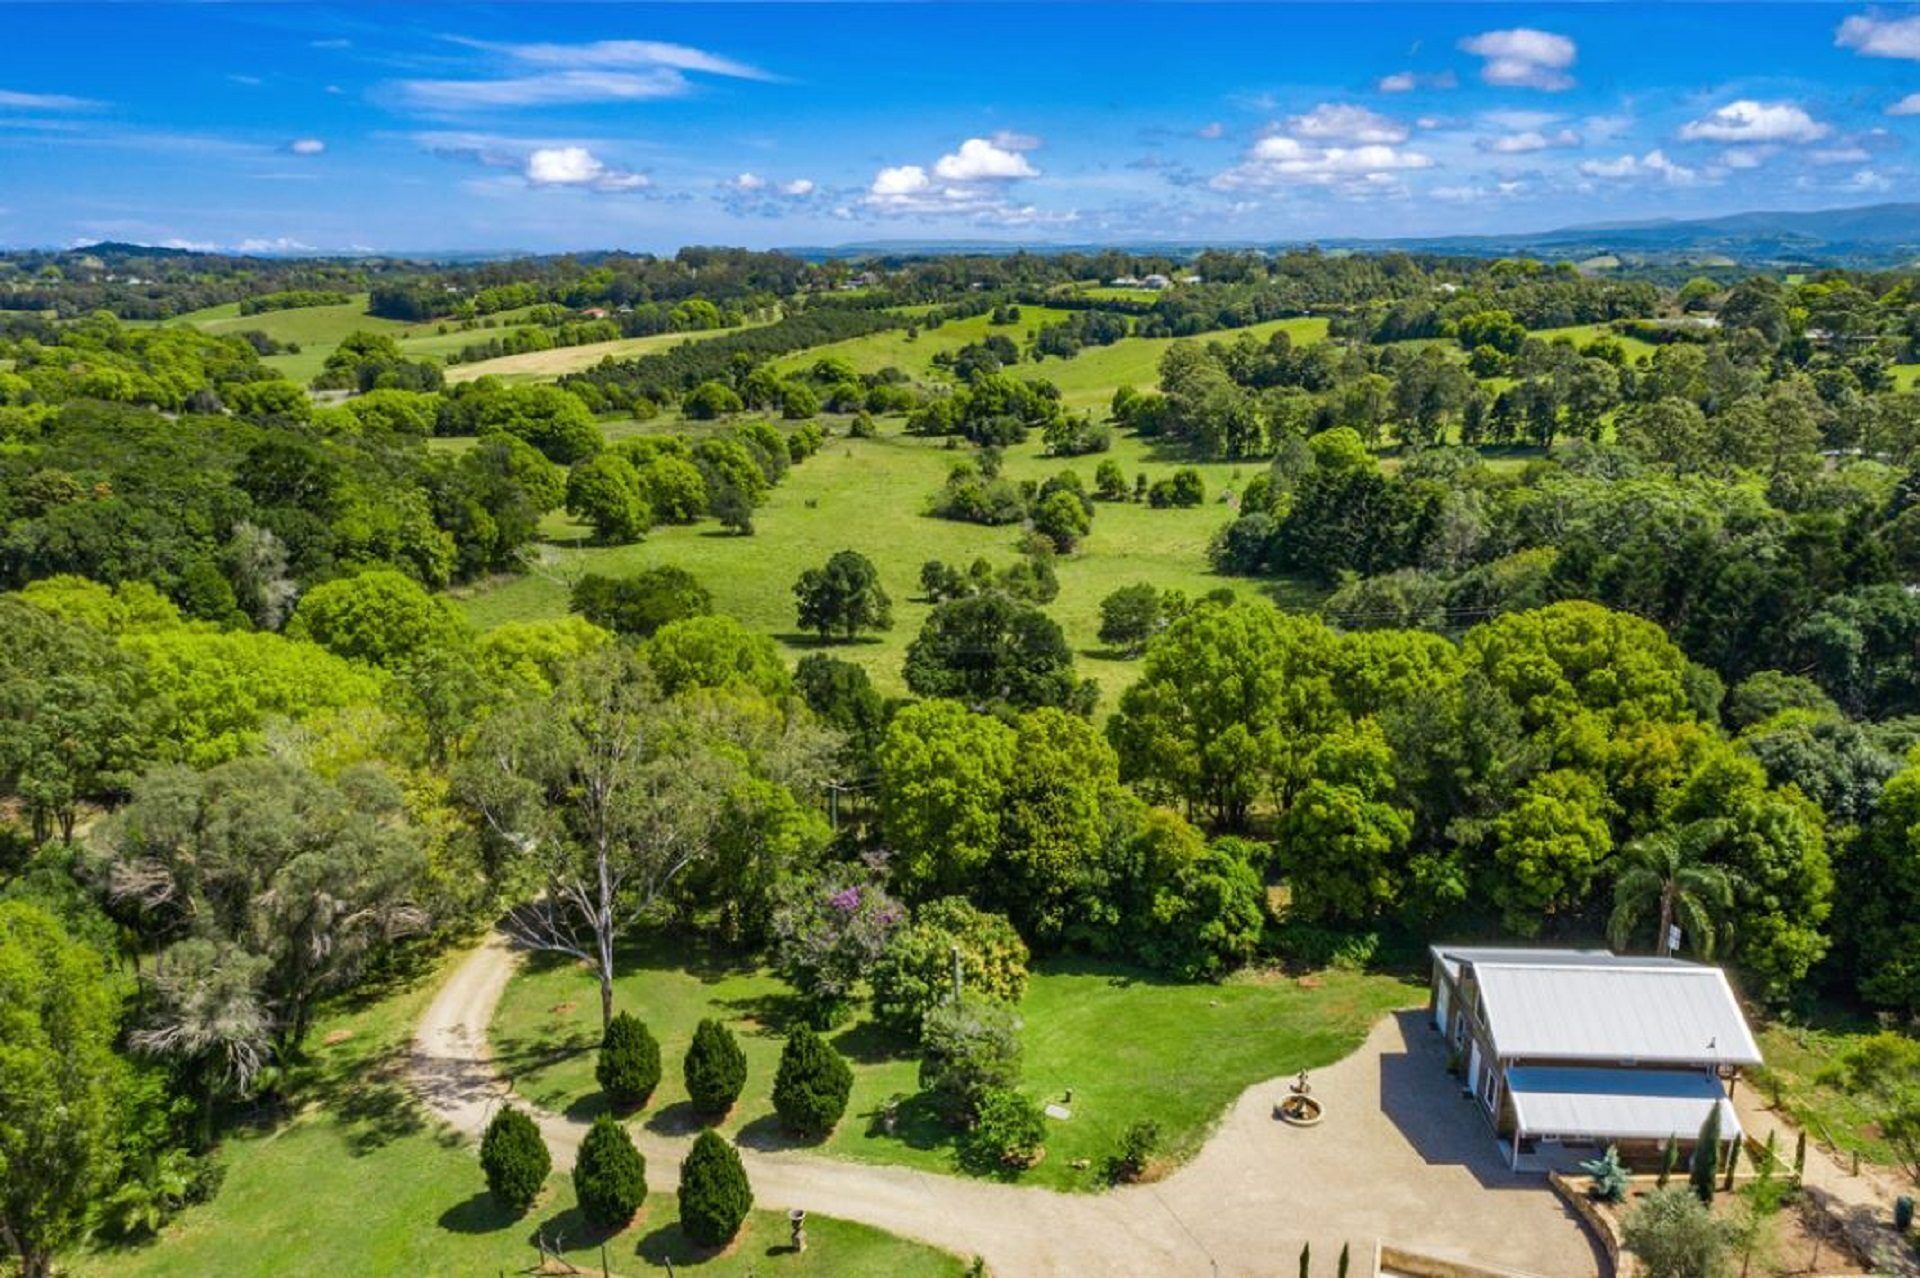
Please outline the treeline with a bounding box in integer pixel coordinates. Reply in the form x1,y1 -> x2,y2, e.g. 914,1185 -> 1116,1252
236,289 -> 352,315
560,306 -> 902,410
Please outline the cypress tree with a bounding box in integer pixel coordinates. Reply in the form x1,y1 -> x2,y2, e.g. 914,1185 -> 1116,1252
574,1114 -> 647,1230
479,1105 -> 550,1215
1689,1105 -> 1722,1204
772,1025 -> 853,1137
678,1129 -> 753,1247
684,1018 -> 748,1117
597,1011 -> 662,1110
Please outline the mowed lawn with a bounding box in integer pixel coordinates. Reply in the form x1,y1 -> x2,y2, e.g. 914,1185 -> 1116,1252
451,423 -> 1321,704
771,307 -> 1079,379
70,945 -> 966,1278
492,934 -> 1415,1192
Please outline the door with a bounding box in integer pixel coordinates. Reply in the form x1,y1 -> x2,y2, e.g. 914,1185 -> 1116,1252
1434,981 -> 1451,1033
1467,1040 -> 1482,1096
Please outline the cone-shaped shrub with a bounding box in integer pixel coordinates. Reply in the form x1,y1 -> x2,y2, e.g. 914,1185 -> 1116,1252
596,1012 -> 662,1110
684,1018 -> 748,1117
479,1105 -> 550,1214
1688,1104 -> 1721,1204
573,1114 -> 647,1230
677,1129 -> 753,1247
772,1025 -> 852,1137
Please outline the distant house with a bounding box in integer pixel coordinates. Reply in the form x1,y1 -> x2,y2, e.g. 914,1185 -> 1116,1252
1109,275 -> 1142,287
1429,945 -> 1761,1169
580,306 -> 611,319
1141,273 -> 1173,290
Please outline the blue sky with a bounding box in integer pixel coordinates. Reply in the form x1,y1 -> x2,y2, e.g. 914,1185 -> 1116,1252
7,4 -> 1920,253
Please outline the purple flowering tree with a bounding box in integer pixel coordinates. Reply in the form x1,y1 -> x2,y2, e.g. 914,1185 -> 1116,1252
771,870 -> 905,1026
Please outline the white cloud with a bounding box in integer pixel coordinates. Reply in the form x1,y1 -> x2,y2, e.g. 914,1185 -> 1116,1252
991,129 -> 1042,152
1847,167 -> 1894,191
933,137 -> 1039,182
1678,100 -> 1829,144
779,178 -> 815,197
1212,134 -> 1434,193
236,237 -> 315,254
1376,70 -> 1457,93
1481,128 -> 1580,154
0,88 -> 101,110
1579,149 -> 1696,184
1810,145 -> 1872,164
451,38 -> 772,81
1837,12 -> 1920,60
1459,29 -> 1576,91
728,172 -> 766,191
1195,121 -> 1226,140
1720,147 -> 1772,170
287,138 -> 325,155
400,70 -> 690,110
524,145 -> 648,192
1890,92 -> 1920,115
1286,103 -> 1409,144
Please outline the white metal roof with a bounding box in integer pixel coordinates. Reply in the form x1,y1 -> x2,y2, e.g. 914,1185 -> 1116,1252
1473,960 -> 1762,1067
1507,1067 -> 1742,1142
1431,945 -> 1617,981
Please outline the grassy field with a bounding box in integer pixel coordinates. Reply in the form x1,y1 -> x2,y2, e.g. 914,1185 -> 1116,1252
770,307 -> 1079,379
451,421 -> 1324,704
1752,1020 -> 1909,1172
70,945 -> 966,1278
446,326 -> 749,385
177,294 -> 410,382
1531,323 -> 1660,364
1040,315 -> 1329,411
492,934 -> 1415,1192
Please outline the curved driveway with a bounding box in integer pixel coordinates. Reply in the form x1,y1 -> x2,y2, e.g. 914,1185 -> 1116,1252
410,934 -> 1601,1278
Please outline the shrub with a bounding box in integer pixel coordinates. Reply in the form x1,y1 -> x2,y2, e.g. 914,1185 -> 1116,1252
849,411 -> 878,439
1580,1145 -> 1629,1203
1107,1118 -> 1161,1183
569,566 -> 712,637
1688,1105 -> 1721,1204
772,1025 -> 853,1137
870,898 -> 1029,1039
683,1019 -> 748,1117
596,1012 -> 662,1110
1148,467 -> 1205,508
919,999 -> 1022,1124
1621,1186 -> 1729,1278
677,1129 -> 753,1247
479,1106 -> 551,1214
960,1089 -> 1047,1174
573,1115 -> 647,1230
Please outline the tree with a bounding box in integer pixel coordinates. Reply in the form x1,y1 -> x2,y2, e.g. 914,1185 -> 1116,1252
770,873 -> 904,1025
1608,820 -> 1736,958
1818,1032 -> 1920,1184
0,902 -> 126,1278
1277,724 -> 1413,924
645,615 -> 792,699
127,938 -> 271,1147
683,1019 -> 747,1117
1689,1105 -> 1722,1204
569,567 -> 712,638
1098,583 -> 1166,656
458,647 -> 728,1031
97,758 -> 428,1049
597,1012 -> 662,1110
1622,1186 -> 1729,1278
877,699 -> 1017,899
1488,769 -> 1614,934
904,592 -> 1088,713
566,453 -> 653,544
919,999 -> 1023,1123
961,1089 -> 1046,1173
683,380 -> 744,420
1031,489 -> 1092,552
793,550 -> 893,642
479,1106 -> 550,1215
678,1129 -> 752,1247
870,898 -> 1029,1038
772,1025 -> 853,1137
284,568 -> 471,670
573,1114 -> 646,1230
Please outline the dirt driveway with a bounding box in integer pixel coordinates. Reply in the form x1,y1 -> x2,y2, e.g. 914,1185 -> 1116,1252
411,935 -> 1602,1278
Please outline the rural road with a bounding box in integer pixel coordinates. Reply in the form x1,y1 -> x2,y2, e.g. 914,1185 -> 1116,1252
409,934 -> 1600,1278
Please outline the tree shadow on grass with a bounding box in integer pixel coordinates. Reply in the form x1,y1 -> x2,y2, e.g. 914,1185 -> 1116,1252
438,1190 -> 524,1235
830,1018 -> 913,1065
305,1041 -> 432,1156
635,1219 -> 718,1267
528,1203 -> 628,1260
713,989 -> 811,1038
562,1091 -> 613,1124
854,1090 -> 956,1157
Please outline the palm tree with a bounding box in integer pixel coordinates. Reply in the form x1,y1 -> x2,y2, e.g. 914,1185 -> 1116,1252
130,938 -> 273,1147
1608,819 -> 1738,958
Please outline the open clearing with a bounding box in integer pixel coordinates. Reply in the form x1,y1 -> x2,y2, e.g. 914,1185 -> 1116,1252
490,933 -> 1414,1192
70,948 -> 965,1278
445,325 -> 749,384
